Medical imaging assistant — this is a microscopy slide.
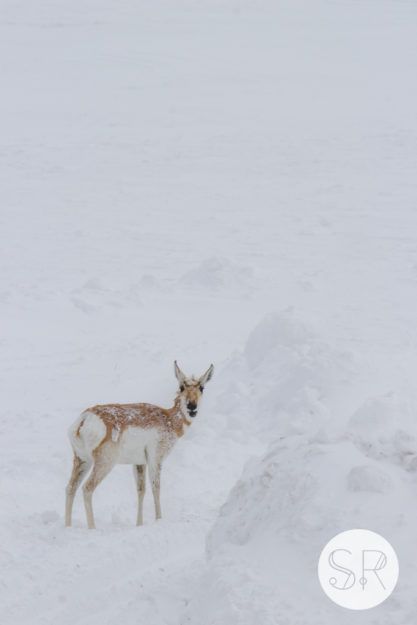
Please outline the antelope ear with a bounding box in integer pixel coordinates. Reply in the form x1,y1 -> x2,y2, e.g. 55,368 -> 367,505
174,361 -> 187,384
199,364 -> 214,386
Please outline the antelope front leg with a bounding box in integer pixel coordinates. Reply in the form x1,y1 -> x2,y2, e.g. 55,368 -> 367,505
148,461 -> 162,521
133,464 -> 146,526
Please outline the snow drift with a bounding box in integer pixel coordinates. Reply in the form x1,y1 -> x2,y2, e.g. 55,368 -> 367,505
183,313 -> 417,625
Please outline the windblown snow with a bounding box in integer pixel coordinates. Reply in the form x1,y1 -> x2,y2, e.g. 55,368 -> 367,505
1,1 -> 417,624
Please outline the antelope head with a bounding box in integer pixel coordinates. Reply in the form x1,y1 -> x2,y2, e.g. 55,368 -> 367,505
174,361 -> 214,419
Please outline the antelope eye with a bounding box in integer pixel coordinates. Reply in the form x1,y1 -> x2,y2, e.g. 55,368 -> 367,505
199,385 -> 204,393
180,385 -> 185,392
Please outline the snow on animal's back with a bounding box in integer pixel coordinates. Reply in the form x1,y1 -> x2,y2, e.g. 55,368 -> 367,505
68,402 -> 183,465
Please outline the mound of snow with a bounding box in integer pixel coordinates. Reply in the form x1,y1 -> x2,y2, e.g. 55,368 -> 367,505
70,276 -> 145,312
182,315 -> 417,625
211,310 -> 356,440
348,393 -> 417,471
178,257 -> 253,291
183,431 -> 417,625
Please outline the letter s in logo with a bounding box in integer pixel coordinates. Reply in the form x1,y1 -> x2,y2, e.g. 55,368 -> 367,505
328,549 -> 355,590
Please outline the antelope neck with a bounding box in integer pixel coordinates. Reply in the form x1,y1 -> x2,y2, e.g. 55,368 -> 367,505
170,395 -> 192,426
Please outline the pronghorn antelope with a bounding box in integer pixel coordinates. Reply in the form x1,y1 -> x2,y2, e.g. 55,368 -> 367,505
65,361 -> 214,529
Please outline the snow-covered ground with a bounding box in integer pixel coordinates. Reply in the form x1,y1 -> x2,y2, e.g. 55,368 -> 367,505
1,1 -> 417,623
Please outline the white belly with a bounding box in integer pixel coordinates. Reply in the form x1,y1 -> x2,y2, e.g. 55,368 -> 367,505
117,427 -> 160,464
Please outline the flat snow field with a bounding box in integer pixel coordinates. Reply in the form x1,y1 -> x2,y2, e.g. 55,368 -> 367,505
1,1 -> 417,624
